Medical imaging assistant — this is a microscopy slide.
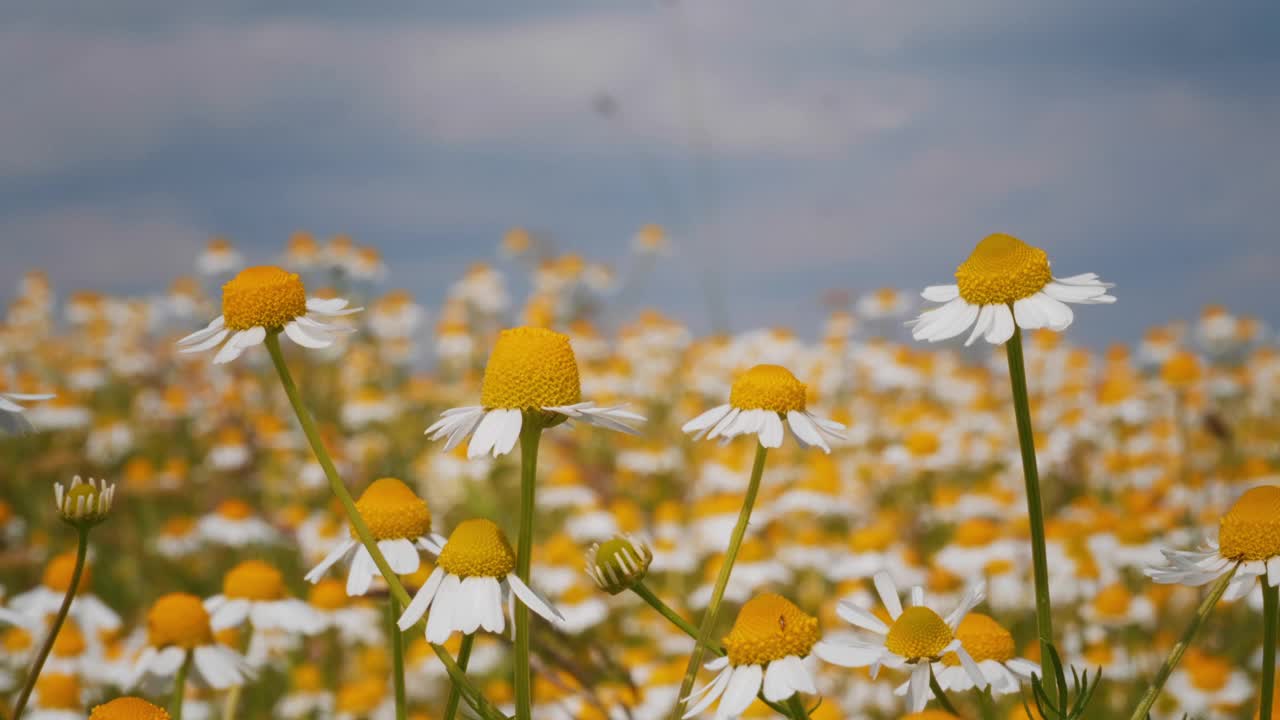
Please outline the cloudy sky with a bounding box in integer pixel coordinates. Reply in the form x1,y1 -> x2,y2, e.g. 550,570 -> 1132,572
2,1 -> 1277,344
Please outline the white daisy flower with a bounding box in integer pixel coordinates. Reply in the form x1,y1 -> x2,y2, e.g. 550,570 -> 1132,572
682,364 -> 844,452
131,593 -> 253,691
925,613 -> 1039,696
204,560 -> 323,635
425,326 -> 643,459
176,265 -> 360,365
909,233 -> 1114,346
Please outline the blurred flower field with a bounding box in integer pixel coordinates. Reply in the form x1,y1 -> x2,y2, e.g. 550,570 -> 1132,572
1,229 -> 1279,720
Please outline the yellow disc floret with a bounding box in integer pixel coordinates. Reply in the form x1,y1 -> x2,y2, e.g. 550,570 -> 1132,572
309,578 -> 348,611
722,593 -> 820,666
955,234 -> 1052,306
221,266 -> 308,331
437,519 -> 516,578
729,365 -> 807,413
480,327 -> 582,409
884,606 -> 954,661
353,477 -> 432,541
941,613 -> 1014,666
223,560 -> 286,601
34,673 -> 81,710
147,592 -> 214,649
91,697 -> 172,720
1219,485 -> 1280,561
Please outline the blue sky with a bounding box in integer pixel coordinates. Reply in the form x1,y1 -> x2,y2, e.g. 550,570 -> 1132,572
1,1 -> 1277,343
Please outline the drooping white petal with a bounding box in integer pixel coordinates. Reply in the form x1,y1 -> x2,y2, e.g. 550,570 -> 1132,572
305,539 -> 356,583
762,660 -> 792,702
908,663 -> 930,712
683,405 -> 733,436
467,409 -> 505,459
426,574 -> 462,644
179,328 -> 230,353
284,320 -> 332,349
985,303 -> 1016,344
399,566 -> 445,630
718,663 -> 763,718
492,409 -> 524,457
507,574 -> 564,623
813,640 -> 883,667
836,601 -> 889,634
921,285 -> 960,302
787,410 -> 829,453
758,412 -> 785,448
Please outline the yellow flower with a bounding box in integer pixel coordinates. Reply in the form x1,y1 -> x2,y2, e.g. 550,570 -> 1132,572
682,364 -> 845,451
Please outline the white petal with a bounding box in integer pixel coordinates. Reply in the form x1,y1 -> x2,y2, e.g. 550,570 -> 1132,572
956,647 -> 988,689
965,305 -> 995,346
783,655 -> 815,695
874,572 -> 902,619
813,640 -> 882,667
426,574 -> 461,644
985,303 -> 1016,344
683,667 -> 731,718
284,320 -> 332,349
719,664 -> 763,718
305,539 -> 356,583
399,566 -> 445,630
346,547 -> 375,597
467,410 -> 505,459
836,601 -> 889,634
759,412 -> 785,448
213,330 -> 251,364
177,316 -> 225,345
683,405 -> 732,436
908,664 -> 930,712
921,285 -> 960,302
481,577 -> 506,634
1013,297 -> 1046,329
492,409 -> 523,457
786,411 -> 828,453
507,574 -> 564,623
380,538 -> 420,575
179,328 -> 230,353
762,660 -> 792,702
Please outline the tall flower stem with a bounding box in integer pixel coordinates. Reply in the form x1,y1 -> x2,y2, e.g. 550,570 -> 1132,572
1262,582 -> 1278,720
10,525 -> 89,720
1004,328 -> 1057,688
265,332 -> 509,720
443,633 -> 476,720
670,442 -> 769,720
1128,568 -> 1235,720
390,595 -> 408,720
514,420 -> 544,720
929,668 -> 959,715
171,651 -> 193,720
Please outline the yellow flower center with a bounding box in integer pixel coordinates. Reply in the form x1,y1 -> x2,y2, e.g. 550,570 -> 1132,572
729,364 -> 807,413
309,579 -> 349,611
217,499 -> 254,520
147,593 -> 214,650
91,697 -> 172,720
941,613 -> 1014,666
479,327 -> 582,409
884,606 -> 954,661
1188,654 -> 1231,691
51,622 -> 86,658
953,519 -> 1001,548
722,593 -> 819,666
1219,485 -> 1280,561
954,234 -> 1052,306
352,477 -> 432,541
438,519 -> 516,578
904,431 -> 941,457
43,552 -> 91,594
337,677 -> 387,713
3,626 -> 32,652
221,265 -> 308,331
223,560 -> 286,601
1091,584 -> 1133,618
1161,351 -> 1201,387
35,673 -> 81,710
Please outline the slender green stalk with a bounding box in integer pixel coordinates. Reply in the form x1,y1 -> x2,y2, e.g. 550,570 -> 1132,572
1004,328 -> 1057,690
264,332 -> 509,720
929,667 -> 959,715
1129,568 -> 1235,720
670,442 -> 769,720
390,595 -> 408,720
786,696 -> 811,720
1262,582 -> 1278,720
11,525 -> 89,720
221,685 -> 243,720
514,420 -> 543,720
171,651 -> 193,720
443,633 -> 476,720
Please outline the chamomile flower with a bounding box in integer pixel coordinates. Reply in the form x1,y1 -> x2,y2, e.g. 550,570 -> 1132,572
909,233 -> 1114,346
683,593 -> 820,718
0,389 -> 53,414
815,572 -> 987,712
131,593 -> 253,691
90,697 -> 172,720
204,560 -> 322,634
197,499 -> 279,548
424,326 -> 643,458
9,551 -> 121,638
682,364 -> 844,452
176,265 -> 360,364
307,579 -> 382,646
1145,485 -> 1280,601
396,518 -> 563,643
26,672 -> 84,720
304,477 -> 434,596
928,613 -> 1038,695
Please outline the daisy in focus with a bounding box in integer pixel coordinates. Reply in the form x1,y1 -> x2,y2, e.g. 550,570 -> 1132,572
814,571 -> 988,712
909,233 -> 1115,345
177,265 -> 359,364
425,326 -> 643,458
89,697 -> 172,720
397,518 -> 563,644
131,592 -> 253,691
928,613 -> 1038,695
305,477 -> 435,596
1145,485 -> 1280,600
681,364 -> 845,452
683,593 -> 819,719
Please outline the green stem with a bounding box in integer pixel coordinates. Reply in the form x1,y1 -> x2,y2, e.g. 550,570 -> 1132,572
1128,568 -> 1235,720
10,525 -> 89,720
1004,327 -> 1057,691
929,667 -> 959,715
443,633 -> 476,720
264,332 -> 509,720
390,595 -> 408,720
786,696 -> 811,720
515,420 -> 543,720
171,651 -> 193,720
670,442 -> 769,720
1263,582 -> 1278,720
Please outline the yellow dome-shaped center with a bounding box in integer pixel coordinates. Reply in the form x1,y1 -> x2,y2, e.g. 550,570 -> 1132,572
43,551 -> 91,594
955,234 -> 1052,306
722,593 -> 820,666
479,327 -> 582,409
941,613 -> 1014,666
35,673 -> 81,710
221,265 -> 308,331
309,578 -> 348,611
1219,485 -> 1280,561
885,606 -> 954,661
1187,654 -> 1231,691
729,364 -> 807,413
352,477 -> 432,541
147,593 -> 214,649
223,560 -> 287,601
91,697 -> 172,720
438,519 -> 516,578
51,622 -> 86,658
3,626 -> 32,652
